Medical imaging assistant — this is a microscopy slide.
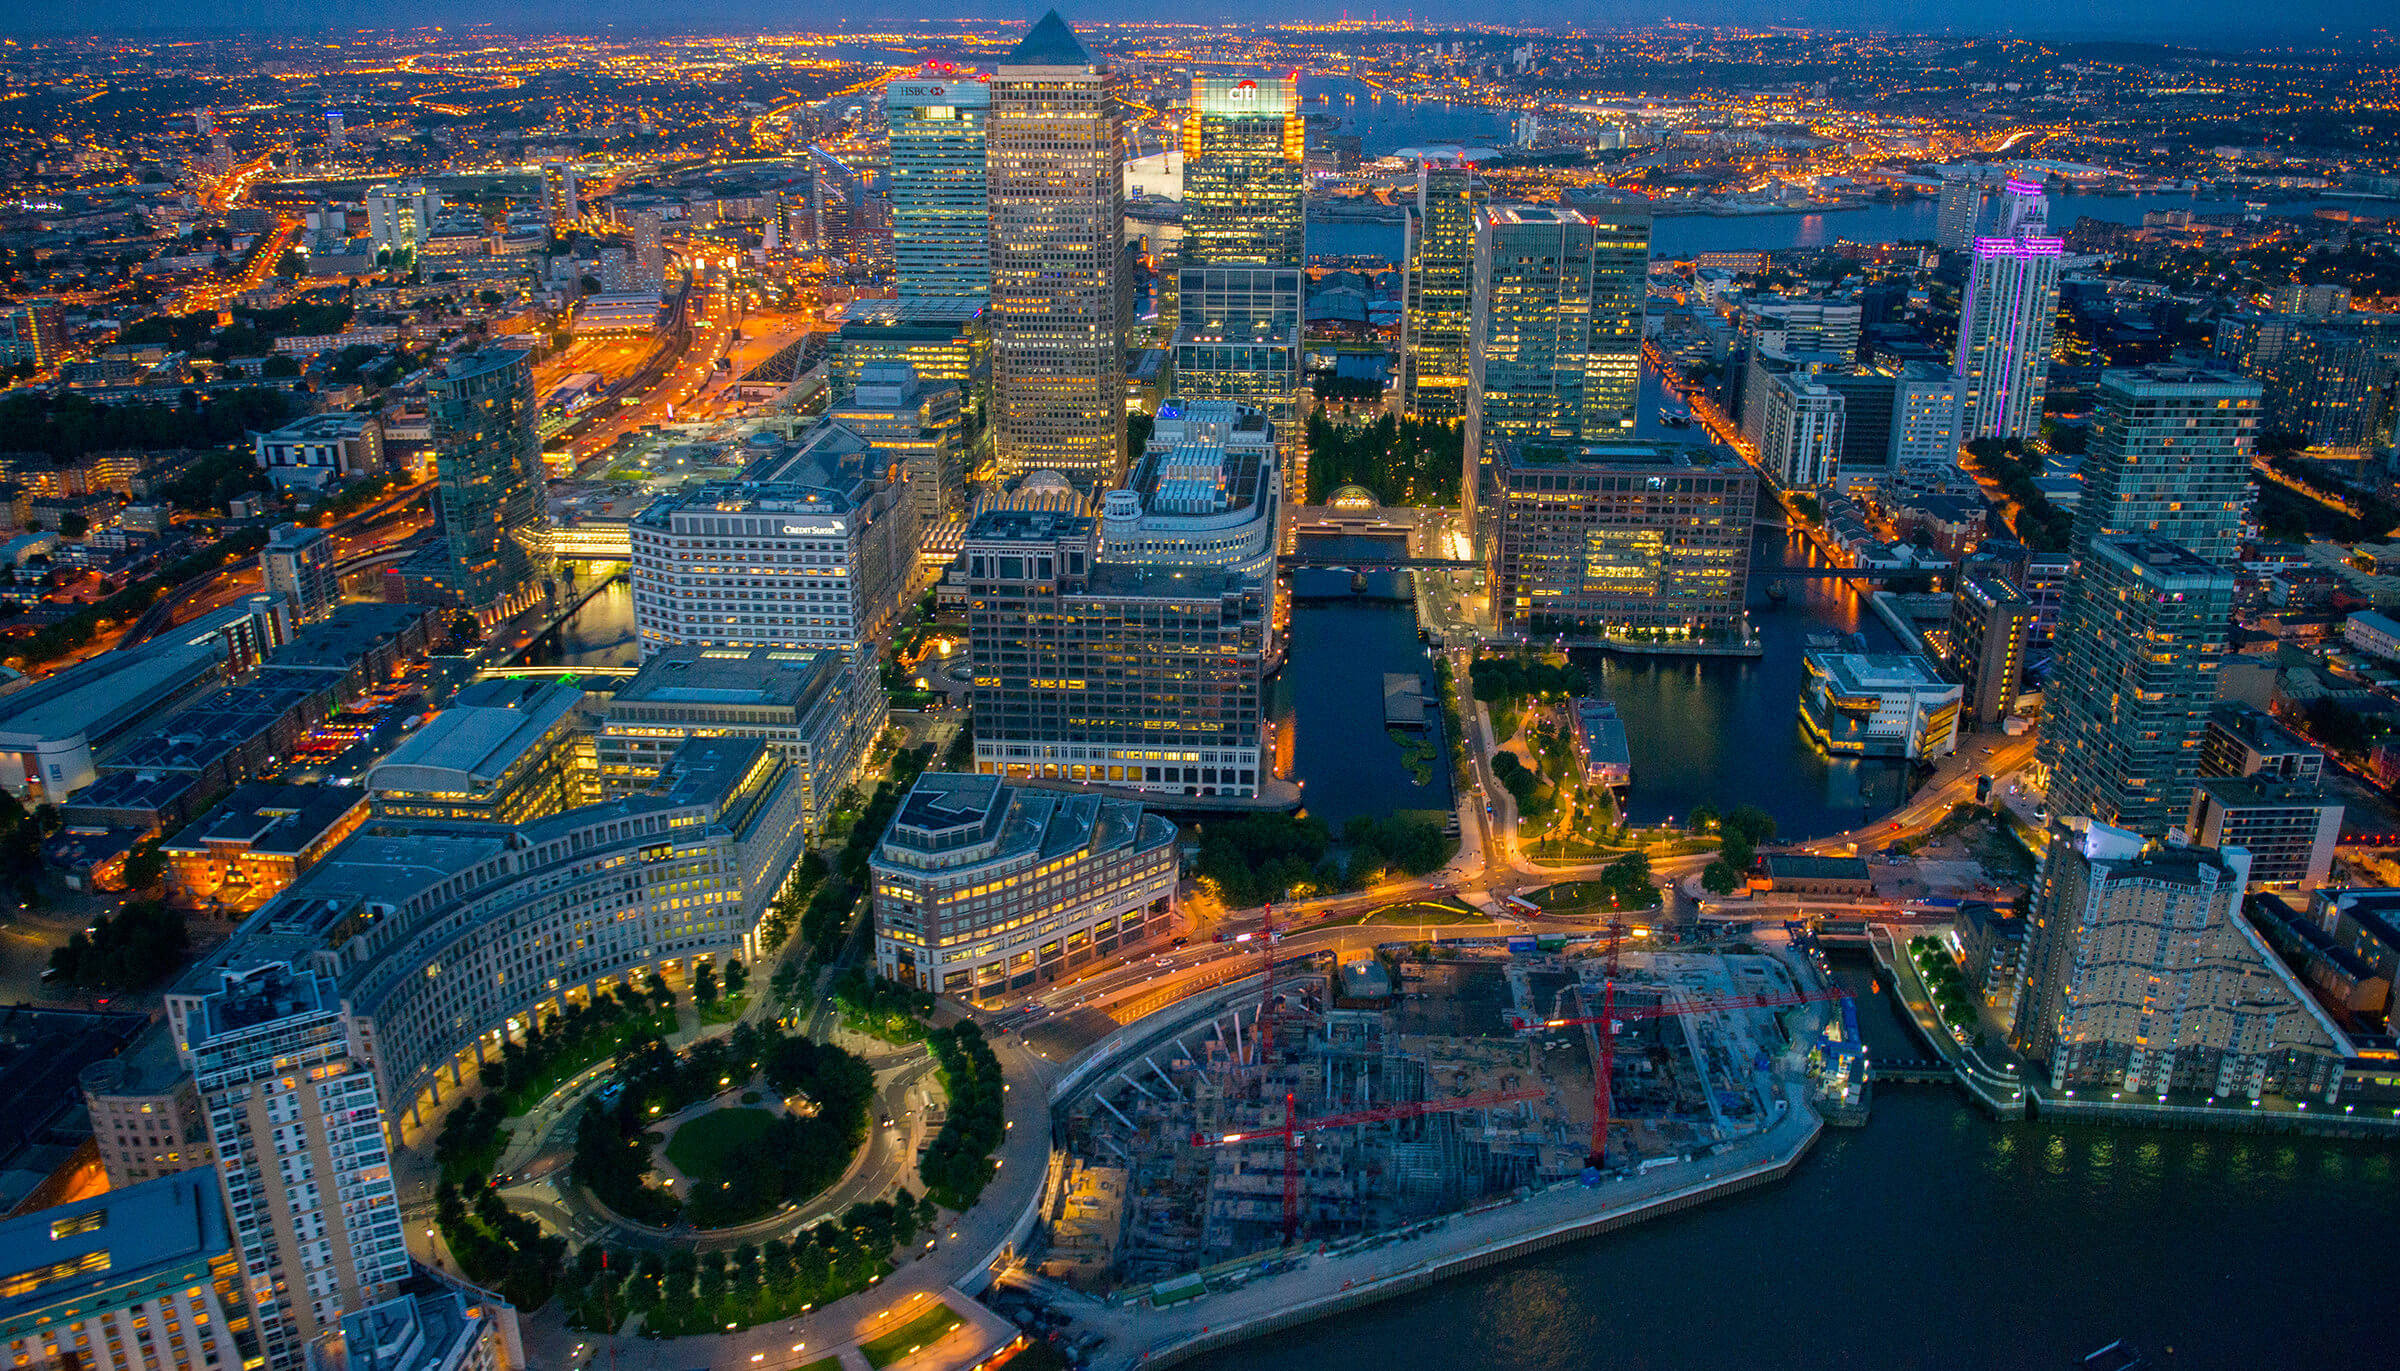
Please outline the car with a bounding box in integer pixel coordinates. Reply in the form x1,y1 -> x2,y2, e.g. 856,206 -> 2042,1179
1170,936 -> 1188,948
39,966 -> 63,984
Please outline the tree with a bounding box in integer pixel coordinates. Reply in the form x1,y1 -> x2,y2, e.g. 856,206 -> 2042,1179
58,512 -> 88,538
1701,860 -> 1744,896
262,354 -> 301,377
692,961 -> 719,1007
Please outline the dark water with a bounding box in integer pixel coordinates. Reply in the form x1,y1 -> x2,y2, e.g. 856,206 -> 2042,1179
1581,526 -> 1909,841
1297,75 -> 1516,157
522,575 -> 638,669
1279,532 -> 1453,829
1308,193 -> 2389,265
1188,1083 -> 2400,1371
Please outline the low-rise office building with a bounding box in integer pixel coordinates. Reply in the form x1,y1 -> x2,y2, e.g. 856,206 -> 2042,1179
367,679 -> 593,825
596,643 -> 883,835
254,412 -> 383,494
0,1170 -> 259,1371
871,771 -> 1179,998
162,782 -> 370,915
1799,652 -> 1961,759
78,1024 -> 208,1188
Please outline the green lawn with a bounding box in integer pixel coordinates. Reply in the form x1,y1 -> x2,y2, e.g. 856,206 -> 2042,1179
698,992 -> 750,1025
662,1107 -> 777,1181
861,1302 -> 965,1368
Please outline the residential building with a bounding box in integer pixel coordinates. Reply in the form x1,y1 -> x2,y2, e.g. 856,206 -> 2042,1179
596,643 -> 883,835
1488,440 -> 1756,642
628,433 -> 919,656
180,963 -> 411,1369
428,349 -> 546,619
1756,369 -> 1845,489
2012,821 -> 2348,1102
1798,652 -> 1962,759
1891,362 -> 1965,478
0,298 -> 65,368
870,771 -> 1178,998
2071,364 -> 2261,567
541,163 -> 578,225
1935,167 -> 2000,255
2041,536 -> 2235,836
2202,702 -> 2325,787
308,1286 -> 520,1371
79,1025 -> 208,1188
1946,570 -> 2032,728
254,412 -> 384,494
2343,608 -> 2400,662
365,185 -> 437,256
1952,179 -> 2062,442
631,211 -> 665,289
828,363 -> 965,527
1400,160 -> 1485,424
2260,323 -> 2400,451
962,509 -> 1270,797
2184,778 -> 2343,889
262,522 -> 342,624
987,11 -> 1126,491
366,678 -> 592,825
886,72 -> 990,300
163,782 -> 370,915
0,1170 -> 258,1371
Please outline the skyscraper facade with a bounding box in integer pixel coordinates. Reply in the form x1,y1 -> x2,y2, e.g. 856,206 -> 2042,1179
1465,205 -> 1649,525
1952,179 -> 2062,442
2040,536 -> 2235,836
542,162 -> 579,226
988,11 -> 1126,491
1934,167 -> 1999,255
2071,364 -> 2261,566
1400,160 -> 1485,424
428,348 -> 546,617
1173,73 -> 1306,486
180,963 -> 409,1371
1582,205 -> 1651,435
364,184 -> 436,255
887,72 -> 990,300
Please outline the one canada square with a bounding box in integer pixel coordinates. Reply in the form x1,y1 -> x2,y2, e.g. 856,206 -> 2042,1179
987,11 -> 1127,492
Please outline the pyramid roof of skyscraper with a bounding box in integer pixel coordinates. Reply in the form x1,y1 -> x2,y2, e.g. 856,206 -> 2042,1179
1006,10 -> 1094,67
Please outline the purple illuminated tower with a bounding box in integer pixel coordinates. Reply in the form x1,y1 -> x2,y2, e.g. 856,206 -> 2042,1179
1952,179 -> 2061,443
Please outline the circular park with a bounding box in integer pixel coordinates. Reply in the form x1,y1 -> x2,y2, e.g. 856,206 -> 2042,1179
421,969 -> 1012,1345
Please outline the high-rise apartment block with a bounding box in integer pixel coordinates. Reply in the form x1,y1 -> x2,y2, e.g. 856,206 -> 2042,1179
871,771 -> 1179,998
632,210 -> 665,289
2012,821 -> 2346,1102
2184,778 -> 2343,889
1487,440 -> 1756,643
1464,205 -> 1649,526
180,963 -> 409,1371
428,348 -> 546,619
1953,179 -> 2061,442
887,73 -> 990,300
364,184 -> 436,255
1756,369 -> 1845,490
260,523 -> 340,625
541,163 -> 578,225
1935,166 -> 2001,255
988,11 -> 1126,491
1400,161 -> 1485,424
962,509 -> 1269,798
2072,364 -> 2261,567
2040,536 -> 2234,836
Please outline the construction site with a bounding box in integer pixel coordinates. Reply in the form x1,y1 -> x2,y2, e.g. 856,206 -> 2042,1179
1040,937 -> 1853,1291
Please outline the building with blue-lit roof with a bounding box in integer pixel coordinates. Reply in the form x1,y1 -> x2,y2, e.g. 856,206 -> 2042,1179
0,1170 -> 258,1371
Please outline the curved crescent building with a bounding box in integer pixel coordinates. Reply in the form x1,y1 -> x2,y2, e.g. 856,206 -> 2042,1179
169,735 -> 815,1133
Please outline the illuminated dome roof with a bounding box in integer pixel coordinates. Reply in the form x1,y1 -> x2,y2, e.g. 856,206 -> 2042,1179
1327,485 -> 1381,510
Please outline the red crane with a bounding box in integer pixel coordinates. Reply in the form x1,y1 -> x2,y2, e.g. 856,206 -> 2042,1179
1193,1085 -> 1548,1247
1524,984 -> 1854,1169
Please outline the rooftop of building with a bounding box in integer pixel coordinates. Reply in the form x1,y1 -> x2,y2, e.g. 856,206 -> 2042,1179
369,677 -> 582,794
633,475 -> 867,525
881,770 -> 1165,870
609,644 -> 849,712
0,634 -> 224,748
965,507 -> 1096,543
1504,439 -> 1749,474
2208,700 -> 2320,757
75,1020 -> 186,1102
266,521 -> 330,549
317,1288 -> 488,1371
1084,562 -> 1246,600
2192,775 -> 2338,810
1762,853 -> 1872,880
259,411 -> 376,440
1804,651 -> 1957,695
161,781 -> 366,859
433,346 -> 529,386
267,602 -> 434,673
1004,10 -> 1097,69
2091,535 -> 2231,581
0,1170 -> 230,1329
2097,363 -> 2261,396
839,297 -> 987,330
188,961 -> 339,1042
